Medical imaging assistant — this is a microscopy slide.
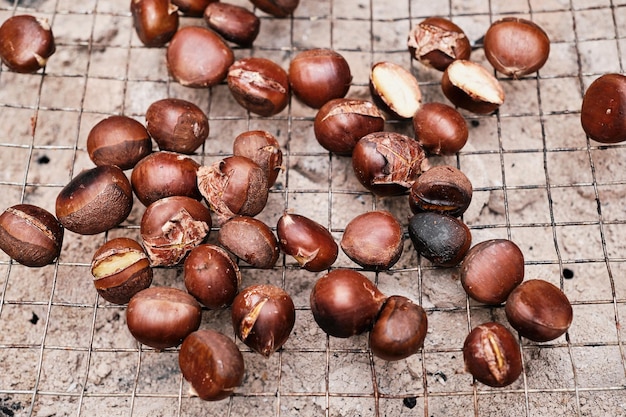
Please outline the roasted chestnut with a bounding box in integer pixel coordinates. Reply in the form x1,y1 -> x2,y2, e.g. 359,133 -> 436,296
249,0 -> 299,18
412,102 -> 468,155
171,0 -> 215,16
233,130 -> 283,186
409,165 -> 473,217
145,98 -> 209,154
441,60 -> 505,114
408,211 -> 471,267
369,61 -> 422,119
217,216 -> 279,269
204,2 -> 260,46
407,17 -> 471,71
580,73 -> 626,144
0,15 -> 55,73
131,0 -> 179,47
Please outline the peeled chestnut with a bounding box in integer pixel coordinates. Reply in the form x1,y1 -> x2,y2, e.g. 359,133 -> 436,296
369,61 -> 422,119
179,329 -> 244,401
288,48 -> 352,109
126,286 -> 202,350
184,244 -> 240,309
233,130 -> 283,186
171,0 -> 215,16
409,165 -> 473,217
441,60 -> 505,114
91,237 -> 153,305
0,15 -> 55,73
369,296 -> 428,361
408,212 -> 471,267
55,165 -> 133,235
0,204 -> 63,267
277,212 -> 338,272
131,0 -> 179,47
249,0 -> 299,18
204,3 -> 260,46
412,102 -> 468,155
463,322 -> 522,387
140,196 -> 212,266
131,151 -> 201,207
218,216 -> 279,269
310,269 -> 386,338
145,98 -> 209,154
505,279 -> 573,342
87,115 -> 152,170
340,210 -> 403,270
231,284 -> 295,357
580,73 -> 626,144
484,17 -> 550,78
407,17 -> 471,71
352,131 -> 426,197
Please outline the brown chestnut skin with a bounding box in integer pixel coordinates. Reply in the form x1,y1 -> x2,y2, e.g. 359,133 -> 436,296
178,329 -> 244,401
91,238 -> 153,305
408,212 -> 471,267
0,15 -> 55,73
352,131 -> 426,197
87,115 -> 152,170
288,48 -> 352,109
409,165 -> 472,217
277,212 -> 338,272
580,74 -> 626,144
204,3 -> 260,46
145,98 -> 209,154
310,269 -> 386,338
313,98 -> 385,155
131,0 -> 179,47
55,165 -> 133,235
413,102 -> 468,155
505,279 -> 573,342
249,0 -> 299,18
218,216 -> 279,269
197,156 -> 269,225
369,61 -> 422,119
441,60 -> 505,114
171,0 -> 216,16
131,151 -> 201,207
369,296 -> 428,361
233,130 -> 283,186
340,210 -> 403,270
166,26 -> 234,88
484,17 -> 550,79
463,322 -> 522,387
231,284 -> 295,357
460,239 -> 524,305
0,204 -> 63,267
407,17 -> 471,71
140,196 -> 212,266
227,57 -> 290,117
126,286 -> 202,350
183,243 -> 241,309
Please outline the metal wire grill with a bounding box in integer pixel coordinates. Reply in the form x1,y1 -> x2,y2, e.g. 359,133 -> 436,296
1,0 -> 626,415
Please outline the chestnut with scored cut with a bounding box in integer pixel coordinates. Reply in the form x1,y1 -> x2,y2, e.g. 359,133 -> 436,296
250,0 -> 299,18
409,165 -> 473,217
231,284 -> 295,357
408,211 -> 471,267
407,17 -> 471,71
87,115 -> 152,170
412,102 -> 468,155
204,2 -> 260,46
369,61 -> 422,119
441,60 -> 505,114
580,73 -> 626,144
131,0 -> 179,47
233,130 -> 283,186
0,15 -> 55,73
218,216 -> 279,269
145,98 -> 209,154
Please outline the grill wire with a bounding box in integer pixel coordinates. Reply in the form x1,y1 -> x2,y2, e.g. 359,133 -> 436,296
1,0 -> 626,416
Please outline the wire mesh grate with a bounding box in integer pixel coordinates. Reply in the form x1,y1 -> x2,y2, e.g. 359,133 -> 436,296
1,0 -> 626,416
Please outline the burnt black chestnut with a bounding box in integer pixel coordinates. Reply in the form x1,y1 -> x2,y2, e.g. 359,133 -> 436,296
409,165 -> 473,217
412,102 -> 468,155
0,15 -> 55,73
131,0 -> 179,47
145,98 -> 209,154
407,17 -> 471,71
87,115 -> 152,170
408,211 -> 471,267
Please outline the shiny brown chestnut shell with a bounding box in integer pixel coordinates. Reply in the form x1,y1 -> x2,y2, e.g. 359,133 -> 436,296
409,165 -> 473,217
0,204 -> 64,267
369,61 -> 422,119
412,102 -> 468,155
0,15 -> 56,73
408,211 -> 471,267
233,130 -> 283,186
231,284 -> 296,357
131,0 -> 179,47
580,73 -> 626,144
87,115 -> 152,170
145,98 -> 209,154
249,0 -> 299,18
171,0 -> 216,16
204,2 -> 260,46
441,60 -> 505,114
218,216 -> 279,269
407,17 -> 471,71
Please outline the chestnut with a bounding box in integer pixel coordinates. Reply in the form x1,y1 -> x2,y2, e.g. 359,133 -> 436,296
409,165 -> 473,217
249,0 -> 299,18
412,102 -> 468,155
145,98 -> 209,154
369,295 -> 427,361
227,57 -> 290,117
183,243 -> 240,309
369,61 -> 422,119
276,212 -> 338,272
310,269 -> 386,338
55,165 -> 133,235
131,0 -> 179,47
313,98 -> 385,155
484,17 -> 550,79
87,115 -> 152,170
90,237 -> 153,305
407,17 -> 471,71
288,48 -> 352,109
140,196 -> 212,266
580,73 -> 626,144
233,130 -> 283,186
197,156 -> 269,225
0,15 -> 55,73
217,216 -> 279,269
352,131 -> 426,197
340,210 -> 403,270
126,286 -> 202,350
0,204 -> 63,267
460,239 -> 524,305
505,279 -> 573,342
171,0 -> 216,16
463,322 -> 522,387
166,26 -> 234,88
178,329 -> 244,401
131,151 -> 201,207
231,284 -> 295,357
204,3 -> 260,46
441,60 -> 505,114
408,212 -> 471,267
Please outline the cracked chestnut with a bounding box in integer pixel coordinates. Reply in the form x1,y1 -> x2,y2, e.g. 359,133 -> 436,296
131,0 -> 179,47
204,2 -> 260,46
369,61 -> 422,119
0,15 -> 55,73
87,115 -> 152,170
233,130 -> 283,186
145,98 -> 209,154
441,60 -> 505,114
408,212 -> 471,267
580,73 -> 626,144
412,102 -> 468,155
407,17 -> 471,71
409,165 -> 473,217
218,216 -> 279,269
